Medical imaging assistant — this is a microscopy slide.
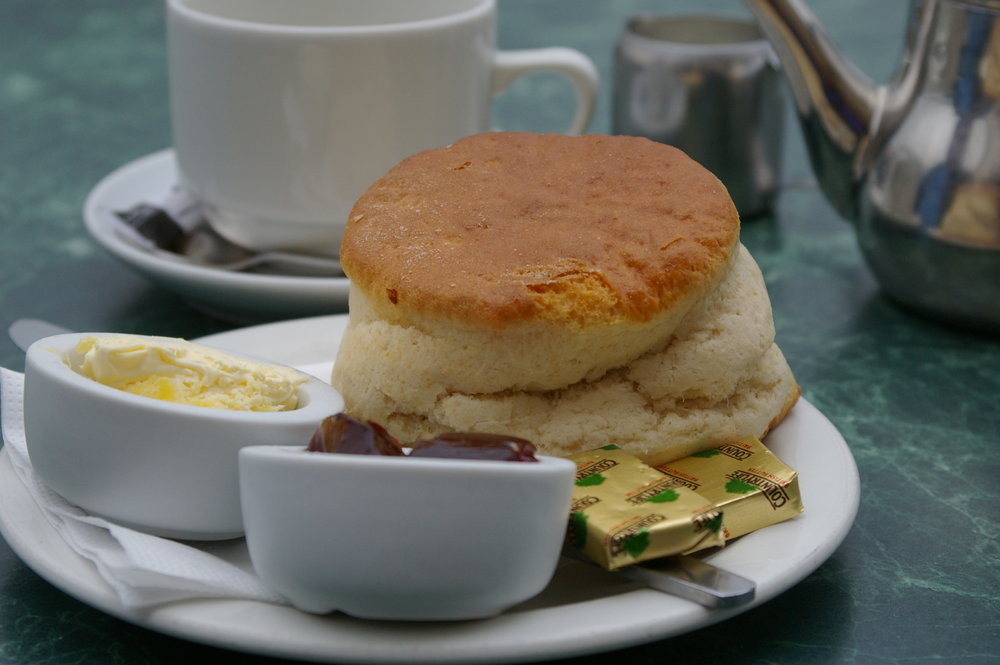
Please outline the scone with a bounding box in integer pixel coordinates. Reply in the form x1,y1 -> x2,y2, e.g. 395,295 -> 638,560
332,132 -> 799,465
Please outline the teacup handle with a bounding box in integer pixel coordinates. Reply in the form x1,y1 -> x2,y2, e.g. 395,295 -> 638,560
492,48 -> 599,135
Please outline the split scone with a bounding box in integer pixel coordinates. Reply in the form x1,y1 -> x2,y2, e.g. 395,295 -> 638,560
331,132 -> 799,465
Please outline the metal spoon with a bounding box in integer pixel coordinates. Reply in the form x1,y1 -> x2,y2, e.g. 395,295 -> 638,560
114,192 -> 343,277
175,222 -> 344,276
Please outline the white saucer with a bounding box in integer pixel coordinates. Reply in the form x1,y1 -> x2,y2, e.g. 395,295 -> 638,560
83,150 -> 351,323
0,314 -> 861,664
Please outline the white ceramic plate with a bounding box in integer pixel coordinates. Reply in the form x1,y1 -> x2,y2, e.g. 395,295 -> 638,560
0,315 -> 859,664
82,150 -> 351,323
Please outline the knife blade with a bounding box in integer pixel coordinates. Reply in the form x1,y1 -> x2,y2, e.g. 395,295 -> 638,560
8,319 -> 74,352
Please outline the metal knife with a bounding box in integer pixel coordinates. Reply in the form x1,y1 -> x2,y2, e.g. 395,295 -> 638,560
562,546 -> 756,609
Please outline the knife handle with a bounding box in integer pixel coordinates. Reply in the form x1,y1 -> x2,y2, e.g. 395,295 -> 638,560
620,554 -> 756,609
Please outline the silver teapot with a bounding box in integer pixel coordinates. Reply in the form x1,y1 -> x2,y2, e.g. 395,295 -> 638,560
744,0 -> 1000,332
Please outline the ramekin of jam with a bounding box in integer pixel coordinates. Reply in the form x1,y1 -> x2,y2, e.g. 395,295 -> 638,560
238,413 -> 576,621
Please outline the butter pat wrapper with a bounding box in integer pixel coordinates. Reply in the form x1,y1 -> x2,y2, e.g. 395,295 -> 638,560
567,446 -> 724,570
654,436 -> 804,540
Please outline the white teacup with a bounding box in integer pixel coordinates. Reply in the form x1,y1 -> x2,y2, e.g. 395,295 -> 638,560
167,0 -> 599,255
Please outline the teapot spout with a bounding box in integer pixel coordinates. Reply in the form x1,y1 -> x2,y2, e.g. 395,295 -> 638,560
743,0 -> 885,221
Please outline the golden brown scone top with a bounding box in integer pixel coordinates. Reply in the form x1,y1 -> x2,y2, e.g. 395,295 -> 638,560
341,132 -> 740,328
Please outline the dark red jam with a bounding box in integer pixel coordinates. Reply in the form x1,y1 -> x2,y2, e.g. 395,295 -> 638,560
308,414 -> 538,462
409,432 -> 538,461
307,413 -> 404,456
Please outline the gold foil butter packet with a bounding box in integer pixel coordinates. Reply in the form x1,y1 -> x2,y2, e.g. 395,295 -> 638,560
654,436 -> 804,541
567,446 -> 724,570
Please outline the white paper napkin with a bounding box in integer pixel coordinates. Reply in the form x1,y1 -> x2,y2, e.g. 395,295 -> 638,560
0,367 -> 286,609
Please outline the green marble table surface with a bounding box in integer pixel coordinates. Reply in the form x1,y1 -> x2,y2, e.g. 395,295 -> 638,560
1,1 -> 997,663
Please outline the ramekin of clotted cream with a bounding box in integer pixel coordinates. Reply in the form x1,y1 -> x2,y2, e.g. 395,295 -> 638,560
23,332 -> 343,539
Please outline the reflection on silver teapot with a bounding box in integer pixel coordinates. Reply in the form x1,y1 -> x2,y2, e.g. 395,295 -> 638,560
743,0 -> 1000,332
